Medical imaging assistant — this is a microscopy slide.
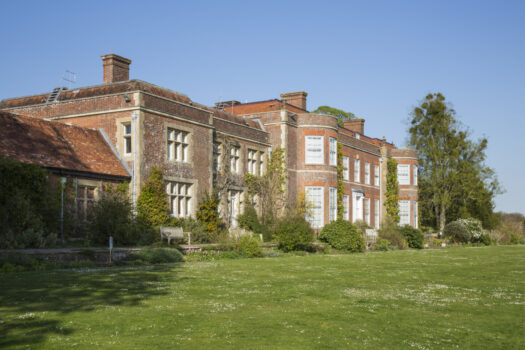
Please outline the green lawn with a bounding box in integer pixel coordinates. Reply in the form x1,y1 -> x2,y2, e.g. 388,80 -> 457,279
1,246 -> 524,349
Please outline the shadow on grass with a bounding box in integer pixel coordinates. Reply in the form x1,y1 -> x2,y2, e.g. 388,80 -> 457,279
0,264 -> 185,348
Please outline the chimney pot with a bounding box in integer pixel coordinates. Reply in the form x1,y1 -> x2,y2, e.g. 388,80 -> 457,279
101,54 -> 132,84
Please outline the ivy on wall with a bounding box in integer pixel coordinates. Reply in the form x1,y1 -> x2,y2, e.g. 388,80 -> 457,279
337,142 -> 344,220
385,158 -> 400,223
137,167 -> 169,226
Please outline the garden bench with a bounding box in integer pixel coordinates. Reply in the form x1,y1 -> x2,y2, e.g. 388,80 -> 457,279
160,226 -> 192,245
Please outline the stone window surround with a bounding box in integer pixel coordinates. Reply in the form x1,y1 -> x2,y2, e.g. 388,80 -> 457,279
164,121 -> 193,165
164,176 -> 197,218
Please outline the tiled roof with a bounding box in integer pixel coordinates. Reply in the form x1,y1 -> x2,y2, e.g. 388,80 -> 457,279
211,108 -> 262,129
0,112 -> 130,178
222,99 -> 307,115
0,80 -> 191,108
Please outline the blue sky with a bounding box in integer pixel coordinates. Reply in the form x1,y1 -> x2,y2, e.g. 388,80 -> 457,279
1,0 -> 524,214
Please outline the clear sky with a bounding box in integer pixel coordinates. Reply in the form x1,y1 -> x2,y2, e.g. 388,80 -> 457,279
1,0 -> 524,214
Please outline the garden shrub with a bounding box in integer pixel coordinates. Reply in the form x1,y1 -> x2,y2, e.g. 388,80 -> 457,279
319,220 -> 365,252
87,193 -> 136,246
0,157 -> 63,248
196,192 -> 225,240
398,225 -> 424,249
137,167 -> 169,226
378,218 -> 407,249
235,234 -> 262,257
274,216 -> 314,252
237,204 -> 269,239
509,232 -> 520,245
444,218 -> 485,244
373,239 -> 395,251
128,248 -> 184,264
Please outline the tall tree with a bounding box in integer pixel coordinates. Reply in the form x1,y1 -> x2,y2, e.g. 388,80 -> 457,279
409,93 -> 501,231
312,106 -> 355,126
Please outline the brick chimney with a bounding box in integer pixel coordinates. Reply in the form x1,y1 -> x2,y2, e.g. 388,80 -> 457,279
280,91 -> 308,110
101,54 -> 132,84
343,118 -> 365,135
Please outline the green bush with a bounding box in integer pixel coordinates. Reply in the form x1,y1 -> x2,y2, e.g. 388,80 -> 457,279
87,194 -> 135,246
128,248 -> 184,264
319,220 -> 365,252
479,233 -> 493,246
235,234 -> 262,257
509,232 -> 520,245
398,225 -> 424,249
444,218 -> 485,244
137,167 -> 169,226
237,204 -> 269,239
274,216 -> 314,252
196,192 -> 224,240
373,239 -> 395,251
378,218 -> 408,249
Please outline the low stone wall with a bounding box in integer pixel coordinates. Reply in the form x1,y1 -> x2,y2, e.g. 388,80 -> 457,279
0,248 -> 141,266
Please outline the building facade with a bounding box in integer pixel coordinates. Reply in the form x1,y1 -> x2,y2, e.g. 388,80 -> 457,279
0,54 -> 418,229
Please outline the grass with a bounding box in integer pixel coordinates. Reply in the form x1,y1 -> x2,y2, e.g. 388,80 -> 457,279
0,246 -> 524,349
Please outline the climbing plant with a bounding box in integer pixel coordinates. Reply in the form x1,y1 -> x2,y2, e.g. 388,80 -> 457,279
385,158 -> 400,223
245,146 -> 287,227
337,142 -> 344,220
137,167 -> 169,226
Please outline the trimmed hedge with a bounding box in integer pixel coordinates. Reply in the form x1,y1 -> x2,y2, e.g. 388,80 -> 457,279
319,220 -> 365,252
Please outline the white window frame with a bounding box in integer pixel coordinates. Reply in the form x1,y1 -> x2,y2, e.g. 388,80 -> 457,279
365,162 -> 370,185
230,146 -> 240,173
167,181 -> 192,218
123,123 -> 132,156
374,198 -> 380,228
305,186 -> 324,228
365,197 -> 370,225
343,194 -> 349,221
343,156 -> 349,181
167,128 -> 189,162
397,164 -> 410,185
259,152 -> 264,176
247,149 -> 257,175
329,137 -> 337,166
414,200 -> 418,229
305,136 -> 324,165
354,158 -> 360,183
352,191 -> 363,222
374,164 -> 379,186
329,187 -> 337,222
413,165 -> 418,186
399,200 -> 410,226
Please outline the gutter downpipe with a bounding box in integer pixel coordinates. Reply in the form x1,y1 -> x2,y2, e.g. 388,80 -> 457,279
131,111 -> 138,210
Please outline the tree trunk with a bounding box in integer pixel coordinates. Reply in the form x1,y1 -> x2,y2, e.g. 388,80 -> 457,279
439,203 -> 446,233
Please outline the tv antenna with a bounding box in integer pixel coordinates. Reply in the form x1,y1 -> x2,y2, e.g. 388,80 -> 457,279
61,70 -> 77,89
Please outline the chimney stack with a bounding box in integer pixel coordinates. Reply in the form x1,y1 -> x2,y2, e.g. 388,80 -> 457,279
343,118 -> 365,135
280,91 -> 308,110
101,54 -> 132,84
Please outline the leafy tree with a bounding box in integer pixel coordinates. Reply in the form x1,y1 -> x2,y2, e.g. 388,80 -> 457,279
313,106 -> 355,126
409,93 -> 501,231
137,167 -> 169,226
385,158 -> 400,223
245,147 -> 287,230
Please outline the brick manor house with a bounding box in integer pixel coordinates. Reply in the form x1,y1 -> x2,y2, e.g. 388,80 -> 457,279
0,54 -> 418,230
